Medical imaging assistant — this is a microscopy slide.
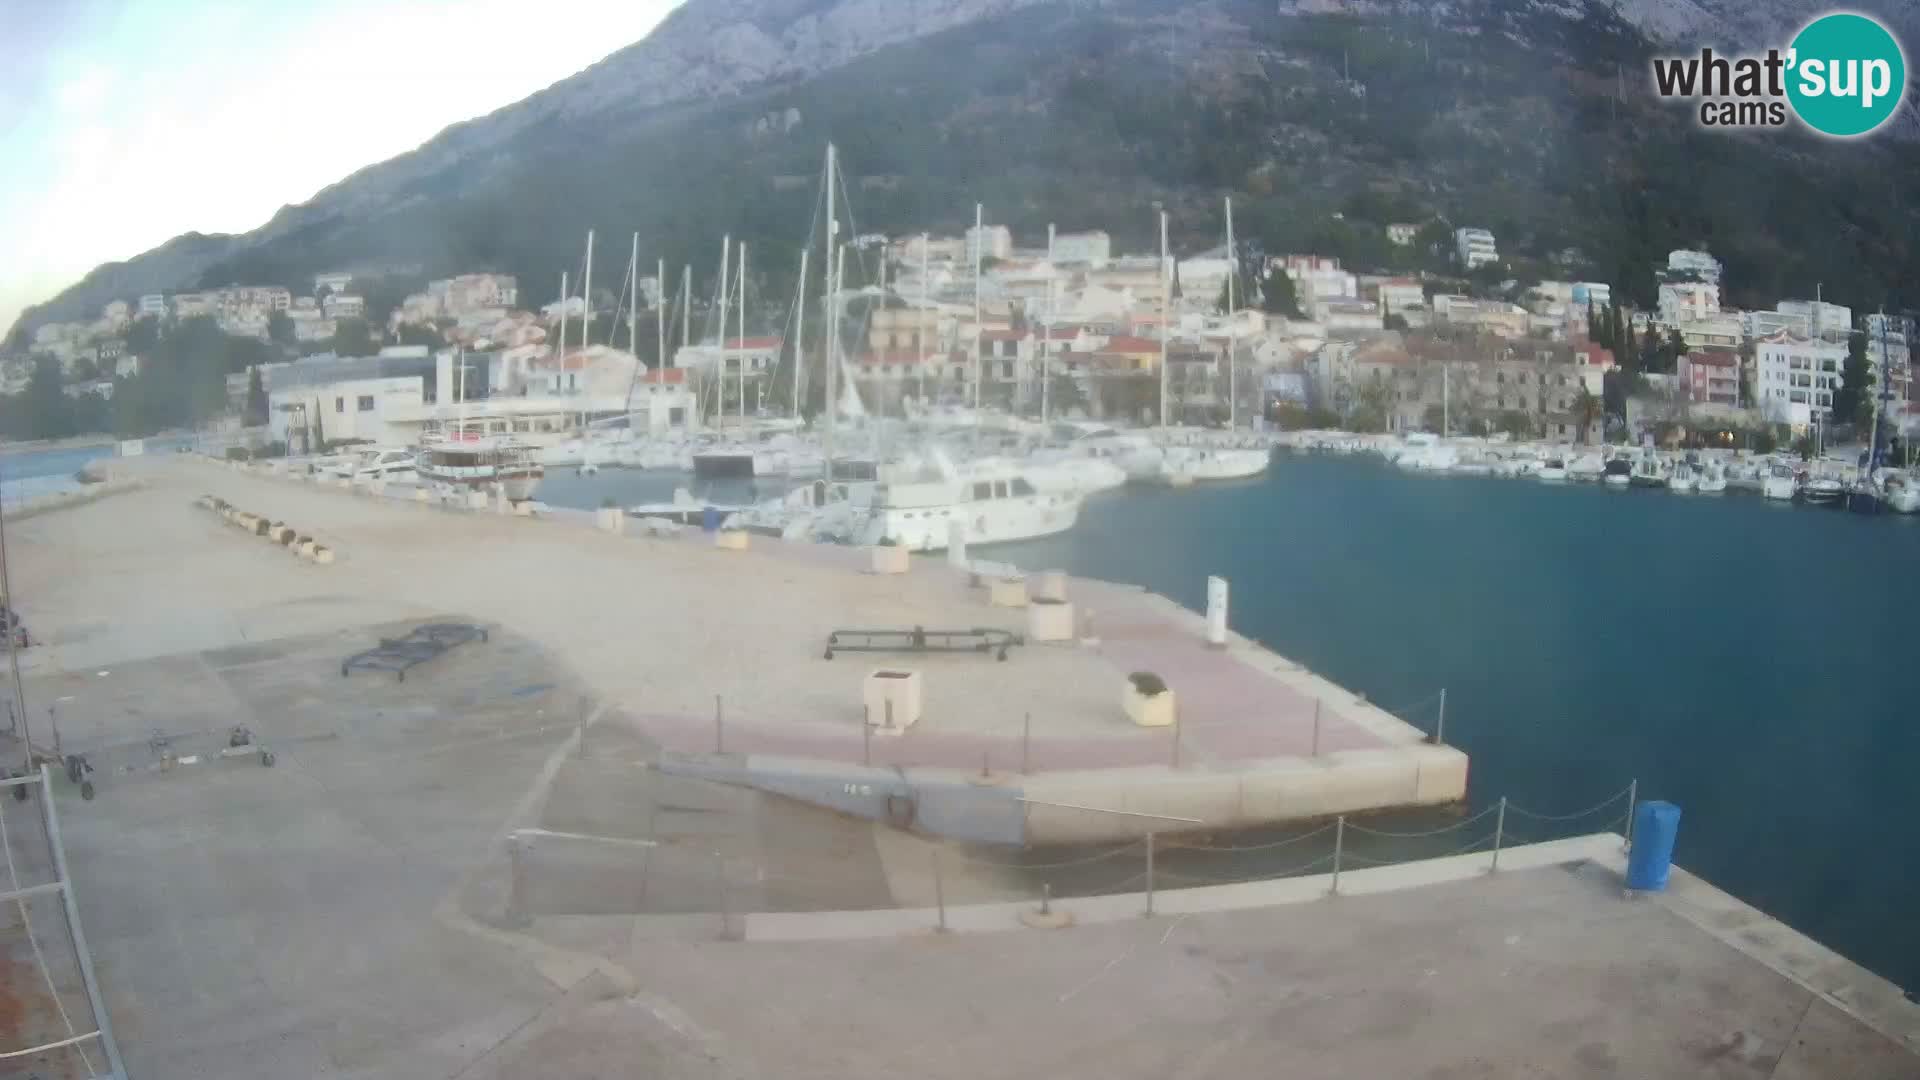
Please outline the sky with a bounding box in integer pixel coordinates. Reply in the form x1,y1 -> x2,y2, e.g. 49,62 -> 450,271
0,0 -> 685,334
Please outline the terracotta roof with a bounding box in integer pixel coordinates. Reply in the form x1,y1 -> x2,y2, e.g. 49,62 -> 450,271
725,336 -> 782,350
638,367 -> 687,384
1684,350 -> 1739,368
1100,334 -> 1161,353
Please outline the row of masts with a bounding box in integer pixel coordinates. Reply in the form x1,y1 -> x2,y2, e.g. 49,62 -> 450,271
548,142 -> 1248,434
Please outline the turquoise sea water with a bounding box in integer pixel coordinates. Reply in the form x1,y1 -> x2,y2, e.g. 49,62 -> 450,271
992,454 -> 1920,993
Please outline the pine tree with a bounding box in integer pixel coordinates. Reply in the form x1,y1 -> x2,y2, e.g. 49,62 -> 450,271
243,365 -> 269,428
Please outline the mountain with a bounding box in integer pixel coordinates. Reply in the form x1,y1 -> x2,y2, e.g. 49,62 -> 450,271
11,0 -> 1920,346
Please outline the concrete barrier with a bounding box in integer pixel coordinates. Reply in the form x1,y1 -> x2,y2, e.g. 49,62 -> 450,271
1026,599 -> 1075,642
988,577 -> 1028,608
312,546 -> 335,565
715,529 -> 750,551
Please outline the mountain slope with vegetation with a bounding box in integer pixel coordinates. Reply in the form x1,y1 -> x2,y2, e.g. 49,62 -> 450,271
10,0 -> 1920,350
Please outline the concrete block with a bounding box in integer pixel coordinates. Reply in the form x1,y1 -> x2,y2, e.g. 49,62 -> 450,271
512,500 -> 536,517
466,490 -> 490,511
863,669 -> 922,735
988,577 -> 1028,608
870,544 -> 909,574
312,546 -> 335,565
595,507 -> 625,534
1026,599 -> 1075,643
1123,679 -> 1175,727
1408,744 -> 1471,805
1032,570 -> 1069,603
296,539 -> 316,558
414,488 -> 431,503
368,479 -> 387,496
715,529 -> 749,551
1319,749 -> 1424,813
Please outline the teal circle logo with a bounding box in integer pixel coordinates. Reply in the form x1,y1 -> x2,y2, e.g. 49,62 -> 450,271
1786,13 -> 1907,137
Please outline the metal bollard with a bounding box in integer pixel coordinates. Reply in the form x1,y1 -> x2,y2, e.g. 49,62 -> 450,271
1331,816 -> 1345,896
933,851 -> 948,932
1039,882 -> 1052,916
1490,797 -> 1507,873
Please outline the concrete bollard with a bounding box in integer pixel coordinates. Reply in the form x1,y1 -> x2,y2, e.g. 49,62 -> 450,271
1032,570 -> 1069,603
1206,576 -> 1229,647
312,546 -> 335,565
595,507 -> 625,534
414,488 -> 430,503
715,529 -> 749,551
988,577 -> 1029,608
946,519 -> 968,569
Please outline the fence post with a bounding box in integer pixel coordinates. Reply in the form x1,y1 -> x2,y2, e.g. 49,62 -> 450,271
1624,778 -> 1638,851
504,833 -> 531,927
932,850 -> 948,932
1022,712 -> 1032,774
713,851 -> 732,940
1145,833 -> 1156,917
1491,796 -> 1507,873
1039,882 -> 1053,916
714,694 -> 724,754
1312,698 -> 1322,756
1330,816 -> 1345,896
1431,688 -> 1447,745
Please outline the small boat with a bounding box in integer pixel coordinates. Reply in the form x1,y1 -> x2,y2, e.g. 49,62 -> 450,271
1602,455 -> 1632,487
630,487 -> 752,527
1629,452 -> 1667,489
1567,454 -> 1605,483
1846,478 -> 1886,515
1798,474 -> 1845,507
1887,472 -> 1920,514
853,452 -> 1081,551
1536,457 -> 1568,482
322,446 -> 417,482
1695,462 -> 1728,494
1761,463 -> 1798,501
1668,462 -> 1697,494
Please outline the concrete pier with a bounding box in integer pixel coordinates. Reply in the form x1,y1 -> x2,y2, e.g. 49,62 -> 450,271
3,455 -> 1917,1079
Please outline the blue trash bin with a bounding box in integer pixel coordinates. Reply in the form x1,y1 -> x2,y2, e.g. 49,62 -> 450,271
702,506 -> 719,533
1626,800 -> 1681,892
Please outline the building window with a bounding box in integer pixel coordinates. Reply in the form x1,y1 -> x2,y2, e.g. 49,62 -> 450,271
357,395 -> 374,412
335,397 -> 344,413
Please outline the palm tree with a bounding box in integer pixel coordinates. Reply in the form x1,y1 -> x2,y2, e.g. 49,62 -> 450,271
1574,384 -> 1598,445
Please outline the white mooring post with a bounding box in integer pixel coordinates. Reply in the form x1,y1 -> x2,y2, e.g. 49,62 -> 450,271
946,519 -> 968,569
1205,575 -> 1229,646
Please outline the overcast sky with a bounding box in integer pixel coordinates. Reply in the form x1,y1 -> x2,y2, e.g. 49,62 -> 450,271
2,0 -> 684,333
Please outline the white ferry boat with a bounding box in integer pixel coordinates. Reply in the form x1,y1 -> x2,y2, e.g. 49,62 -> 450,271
414,434 -> 545,502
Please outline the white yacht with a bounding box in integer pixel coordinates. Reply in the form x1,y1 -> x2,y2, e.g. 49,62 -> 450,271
1886,472 -> 1920,514
1668,462 -> 1698,494
853,454 -> 1081,551
414,434 -> 544,502
1145,445 -> 1269,485
1761,462 -> 1798,501
1566,453 -> 1605,482
1696,461 -> 1728,494
1395,433 -> 1458,473
321,446 -> 418,482
1536,457 -> 1568,482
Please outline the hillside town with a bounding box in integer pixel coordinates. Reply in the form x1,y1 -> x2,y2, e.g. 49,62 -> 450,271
5,217 -> 1915,454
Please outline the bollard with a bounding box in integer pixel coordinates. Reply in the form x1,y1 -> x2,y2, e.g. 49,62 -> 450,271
1205,575 -> 1228,646
503,834 -> 532,927
946,519 -> 968,570
1145,833 -> 1156,916
933,851 -> 948,932
1331,816 -> 1345,896
1624,778 -> 1638,851
1039,882 -> 1052,916
1022,712 -> 1032,774
1490,797 -> 1507,873
713,851 -> 733,940
1430,687 -> 1447,745
863,706 -> 872,767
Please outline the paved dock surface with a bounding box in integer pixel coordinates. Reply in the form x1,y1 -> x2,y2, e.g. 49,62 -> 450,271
3,459 -> 1916,1078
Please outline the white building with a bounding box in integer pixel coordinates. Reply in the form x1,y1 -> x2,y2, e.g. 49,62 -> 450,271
1454,228 -> 1498,270
1373,279 -> 1424,317
101,299 -> 130,325
1386,223 -> 1418,247
1775,299 -> 1852,341
1571,282 -> 1611,308
1665,249 -> 1723,285
314,271 -> 355,295
1754,331 -> 1847,424
1176,246 -> 1235,305
270,374 -> 429,450
323,293 -> 366,320
1657,281 -> 1720,325
1050,230 -> 1111,266
965,224 -> 1013,263
137,294 -> 167,317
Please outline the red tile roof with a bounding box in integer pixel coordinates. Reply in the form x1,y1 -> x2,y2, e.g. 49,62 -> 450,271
1101,334 -> 1161,353
638,367 -> 687,384
1684,350 -> 1739,368
725,336 -> 782,350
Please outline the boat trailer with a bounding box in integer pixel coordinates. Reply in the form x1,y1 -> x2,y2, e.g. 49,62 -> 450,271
823,625 -> 1023,662
342,621 -> 490,681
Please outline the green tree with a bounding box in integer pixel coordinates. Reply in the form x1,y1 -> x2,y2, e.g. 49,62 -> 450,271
1573,385 -> 1598,444
1258,267 -> 1303,318
1835,327 -> 1870,426
1048,372 -> 1086,416
243,365 -> 269,427
1495,410 -> 1534,438
331,317 -> 375,357
1384,313 -> 1409,331
23,355 -> 73,440
395,323 -> 443,349
268,310 -> 294,346
125,315 -> 162,355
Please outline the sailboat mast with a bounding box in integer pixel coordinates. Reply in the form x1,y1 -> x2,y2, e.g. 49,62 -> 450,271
824,143 -> 838,467
919,233 -> 929,408
972,202 -> 983,411
1159,210 -> 1170,429
680,265 -> 691,353
628,232 -> 639,358
1226,196 -> 1236,430
1042,223 -> 1054,424
656,258 -> 666,371
716,235 -> 730,428
738,242 -> 748,423
794,245 -> 809,422
582,230 -> 594,347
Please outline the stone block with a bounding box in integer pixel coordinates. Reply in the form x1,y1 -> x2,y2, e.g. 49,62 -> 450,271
595,507 -> 625,534
1026,599 -> 1075,643
1122,677 -> 1175,728
870,544 -> 909,574
715,529 -> 749,551
1032,569 -> 1069,602
988,577 -> 1028,608
863,669 -> 923,735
